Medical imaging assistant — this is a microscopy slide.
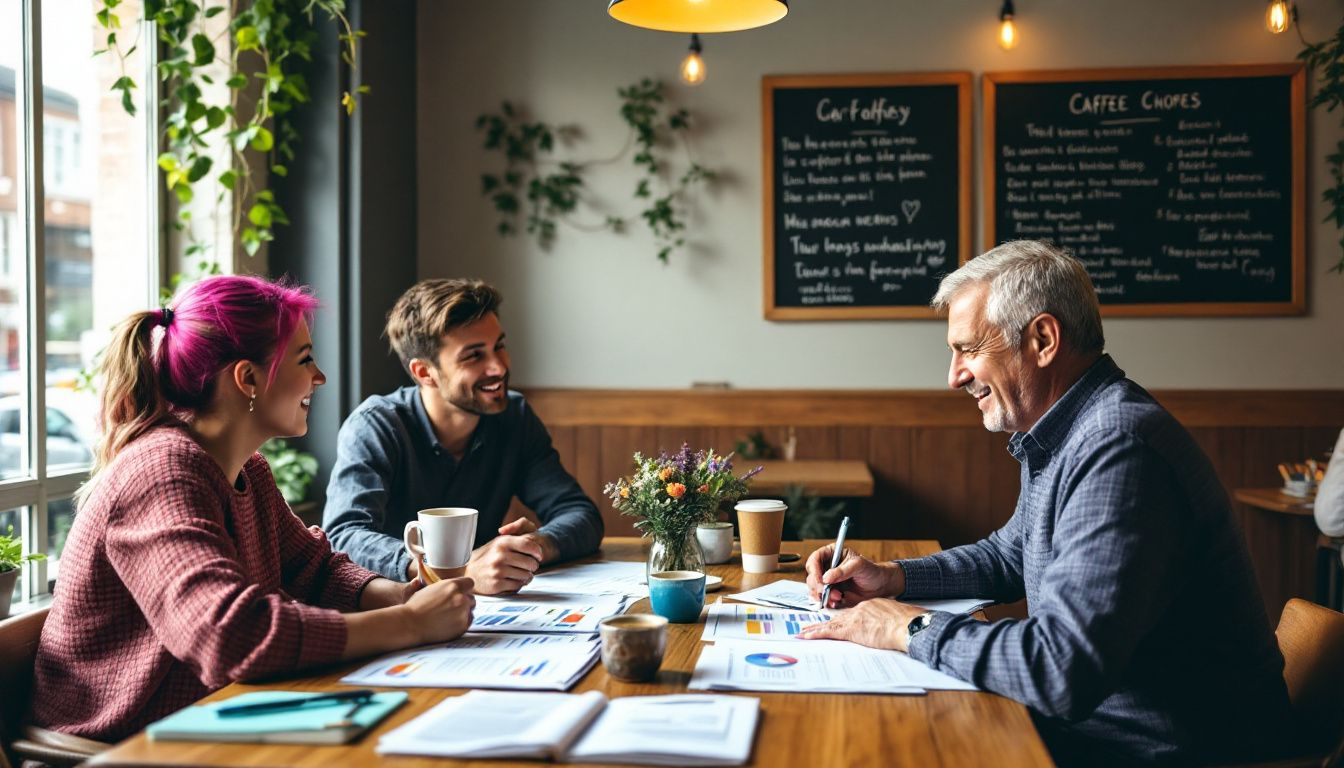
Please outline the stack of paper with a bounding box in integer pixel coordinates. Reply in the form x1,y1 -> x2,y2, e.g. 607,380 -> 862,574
342,633 -> 601,691
690,639 -> 978,694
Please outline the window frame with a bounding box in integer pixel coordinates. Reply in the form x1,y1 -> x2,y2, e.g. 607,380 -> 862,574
5,0 -> 163,603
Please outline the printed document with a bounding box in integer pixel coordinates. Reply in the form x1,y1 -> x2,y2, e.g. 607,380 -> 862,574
470,594 -> 629,633
689,639 -> 925,694
701,603 -> 829,642
524,560 -> 650,597
728,579 -> 993,615
341,632 -> 599,691
377,690 -> 759,766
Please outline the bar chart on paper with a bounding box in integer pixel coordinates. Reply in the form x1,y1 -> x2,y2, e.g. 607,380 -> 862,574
471,596 -> 629,634
341,633 -> 601,691
702,604 -> 830,642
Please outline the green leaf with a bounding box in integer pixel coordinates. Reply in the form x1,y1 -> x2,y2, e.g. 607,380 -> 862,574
225,73 -> 247,89
204,5 -> 224,17
186,156 -> 212,183
235,25 -> 260,51
270,164 -> 287,177
249,126 -> 274,152
157,153 -> 179,172
218,169 -> 238,189
205,106 -> 226,130
241,227 -> 262,255
190,33 -> 215,66
248,203 -> 273,227
173,184 -> 193,204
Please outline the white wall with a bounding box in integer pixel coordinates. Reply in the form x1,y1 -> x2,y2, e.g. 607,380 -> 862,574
417,0 -> 1344,389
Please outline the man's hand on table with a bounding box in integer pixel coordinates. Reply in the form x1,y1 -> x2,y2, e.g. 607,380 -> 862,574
795,597 -> 929,652
465,517 -> 557,595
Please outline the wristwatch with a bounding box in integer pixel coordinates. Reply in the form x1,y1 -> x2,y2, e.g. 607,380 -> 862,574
907,611 -> 934,639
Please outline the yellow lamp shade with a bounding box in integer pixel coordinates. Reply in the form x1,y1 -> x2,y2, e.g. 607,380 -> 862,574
608,0 -> 788,33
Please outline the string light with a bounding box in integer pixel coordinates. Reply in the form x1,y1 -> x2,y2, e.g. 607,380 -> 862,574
680,33 -> 706,85
998,0 -> 1018,50
1265,0 -> 1293,34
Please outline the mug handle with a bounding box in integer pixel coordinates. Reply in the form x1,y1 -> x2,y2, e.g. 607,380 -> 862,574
404,520 -> 426,565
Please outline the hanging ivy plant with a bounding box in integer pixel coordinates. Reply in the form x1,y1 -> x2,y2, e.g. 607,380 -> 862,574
476,78 -> 717,263
1297,15 -> 1344,272
95,0 -> 367,257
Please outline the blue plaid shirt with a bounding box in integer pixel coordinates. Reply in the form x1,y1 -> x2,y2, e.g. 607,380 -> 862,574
900,355 -> 1293,765
323,387 -> 603,580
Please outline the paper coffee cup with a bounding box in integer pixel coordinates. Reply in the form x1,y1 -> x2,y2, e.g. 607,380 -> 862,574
405,507 -> 478,570
735,499 -> 786,573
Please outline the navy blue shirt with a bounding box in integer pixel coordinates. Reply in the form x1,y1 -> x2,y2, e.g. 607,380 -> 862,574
323,387 -> 603,580
899,355 -> 1293,765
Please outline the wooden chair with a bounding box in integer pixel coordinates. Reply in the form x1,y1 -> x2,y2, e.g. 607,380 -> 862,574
0,608 -> 106,768
1276,598 -> 1344,768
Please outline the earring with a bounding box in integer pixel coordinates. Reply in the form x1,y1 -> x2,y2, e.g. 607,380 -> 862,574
248,392 -> 256,413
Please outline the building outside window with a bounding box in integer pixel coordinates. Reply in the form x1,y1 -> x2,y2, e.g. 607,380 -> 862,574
0,0 -> 158,602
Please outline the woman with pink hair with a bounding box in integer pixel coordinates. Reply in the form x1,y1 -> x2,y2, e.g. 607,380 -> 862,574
32,275 -> 475,743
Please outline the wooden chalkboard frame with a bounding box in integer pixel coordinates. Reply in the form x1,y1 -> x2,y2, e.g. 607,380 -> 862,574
983,64 -> 1306,317
762,72 -> 973,320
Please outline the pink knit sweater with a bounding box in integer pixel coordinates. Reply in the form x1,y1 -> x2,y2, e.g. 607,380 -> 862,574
32,426 -> 379,742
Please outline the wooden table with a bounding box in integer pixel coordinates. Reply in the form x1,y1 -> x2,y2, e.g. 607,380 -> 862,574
1232,487 -> 1314,517
91,538 -> 1053,768
744,459 -> 874,497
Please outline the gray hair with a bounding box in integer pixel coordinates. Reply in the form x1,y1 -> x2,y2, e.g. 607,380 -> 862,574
931,240 -> 1105,355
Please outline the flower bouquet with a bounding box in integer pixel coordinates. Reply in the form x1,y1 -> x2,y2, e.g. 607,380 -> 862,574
604,444 -> 761,576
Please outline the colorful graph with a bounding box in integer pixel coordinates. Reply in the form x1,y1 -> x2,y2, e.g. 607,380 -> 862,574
745,653 -> 798,668
508,660 -> 551,677
384,661 -> 424,677
743,608 -> 819,636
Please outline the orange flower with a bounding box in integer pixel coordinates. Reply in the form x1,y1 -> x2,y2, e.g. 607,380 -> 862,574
659,467 -> 675,481
698,484 -> 709,493
666,482 -> 687,499
620,486 -> 630,498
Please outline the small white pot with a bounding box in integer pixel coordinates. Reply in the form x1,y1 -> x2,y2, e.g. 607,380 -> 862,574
696,522 -> 735,565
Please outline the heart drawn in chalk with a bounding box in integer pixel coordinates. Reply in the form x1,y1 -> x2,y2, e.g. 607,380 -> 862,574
901,199 -> 921,224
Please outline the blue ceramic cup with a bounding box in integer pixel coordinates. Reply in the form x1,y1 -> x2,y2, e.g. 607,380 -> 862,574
648,570 -> 706,623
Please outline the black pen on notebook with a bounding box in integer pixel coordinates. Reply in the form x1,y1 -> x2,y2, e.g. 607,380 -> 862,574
216,690 -> 374,718
818,515 -> 851,610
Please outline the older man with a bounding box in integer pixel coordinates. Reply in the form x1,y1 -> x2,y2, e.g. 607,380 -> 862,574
800,241 -> 1294,765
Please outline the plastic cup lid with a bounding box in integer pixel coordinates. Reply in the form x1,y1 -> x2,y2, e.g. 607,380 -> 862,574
735,499 -> 787,512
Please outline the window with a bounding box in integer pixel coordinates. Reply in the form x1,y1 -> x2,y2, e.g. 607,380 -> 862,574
0,0 -> 158,602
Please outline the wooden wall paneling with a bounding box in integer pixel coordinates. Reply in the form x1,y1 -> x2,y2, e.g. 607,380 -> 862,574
793,426 -> 840,459
906,427 -> 997,546
1305,425 -> 1341,463
573,426 -> 604,518
1240,427 -> 1312,487
867,427 -> 914,539
1186,427 -> 1246,499
598,426 -> 659,536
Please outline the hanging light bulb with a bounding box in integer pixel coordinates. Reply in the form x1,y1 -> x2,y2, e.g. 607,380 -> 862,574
680,33 -> 706,85
998,0 -> 1018,50
608,0 -> 787,33
1265,0 -> 1292,34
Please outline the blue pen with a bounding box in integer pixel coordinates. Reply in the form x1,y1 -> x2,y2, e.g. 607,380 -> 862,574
818,516 -> 851,609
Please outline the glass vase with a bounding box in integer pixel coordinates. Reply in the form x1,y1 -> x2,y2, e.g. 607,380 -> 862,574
646,526 -> 706,582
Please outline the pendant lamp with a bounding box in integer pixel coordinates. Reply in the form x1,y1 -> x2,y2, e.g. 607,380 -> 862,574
607,0 -> 788,33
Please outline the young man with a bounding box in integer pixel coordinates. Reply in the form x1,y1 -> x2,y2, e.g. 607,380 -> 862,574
324,279 -> 603,594
800,241 -> 1294,766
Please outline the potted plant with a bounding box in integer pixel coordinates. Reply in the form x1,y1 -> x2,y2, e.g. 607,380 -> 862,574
0,525 -> 47,619
605,444 -> 760,579
259,439 -> 320,519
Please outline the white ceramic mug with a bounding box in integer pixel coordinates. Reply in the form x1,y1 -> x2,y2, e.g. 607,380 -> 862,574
404,507 -> 478,570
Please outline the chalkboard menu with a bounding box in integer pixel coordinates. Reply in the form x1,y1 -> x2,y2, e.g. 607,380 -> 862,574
764,73 -> 971,320
986,65 -> 1305,316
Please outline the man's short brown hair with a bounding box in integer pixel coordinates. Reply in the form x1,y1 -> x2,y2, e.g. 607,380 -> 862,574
385,278 -> 503,372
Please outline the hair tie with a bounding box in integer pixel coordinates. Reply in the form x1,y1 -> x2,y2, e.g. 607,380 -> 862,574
159,307 -> 174,328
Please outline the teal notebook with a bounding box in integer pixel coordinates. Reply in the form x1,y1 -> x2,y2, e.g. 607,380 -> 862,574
146,691 -> 408,745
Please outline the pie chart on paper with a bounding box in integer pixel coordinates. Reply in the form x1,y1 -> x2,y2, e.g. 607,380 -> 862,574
745,652 -> 798,668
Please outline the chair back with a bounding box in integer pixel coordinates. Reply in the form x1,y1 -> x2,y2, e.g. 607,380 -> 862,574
1278,598 -> 1344,765
0,607 -> 47,768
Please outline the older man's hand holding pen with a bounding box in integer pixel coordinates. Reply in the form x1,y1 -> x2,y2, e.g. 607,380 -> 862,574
803,545 -> 906,608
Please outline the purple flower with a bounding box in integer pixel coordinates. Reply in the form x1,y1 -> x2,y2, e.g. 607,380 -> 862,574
674,443 -> 696,475
740,465 -> 764,481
